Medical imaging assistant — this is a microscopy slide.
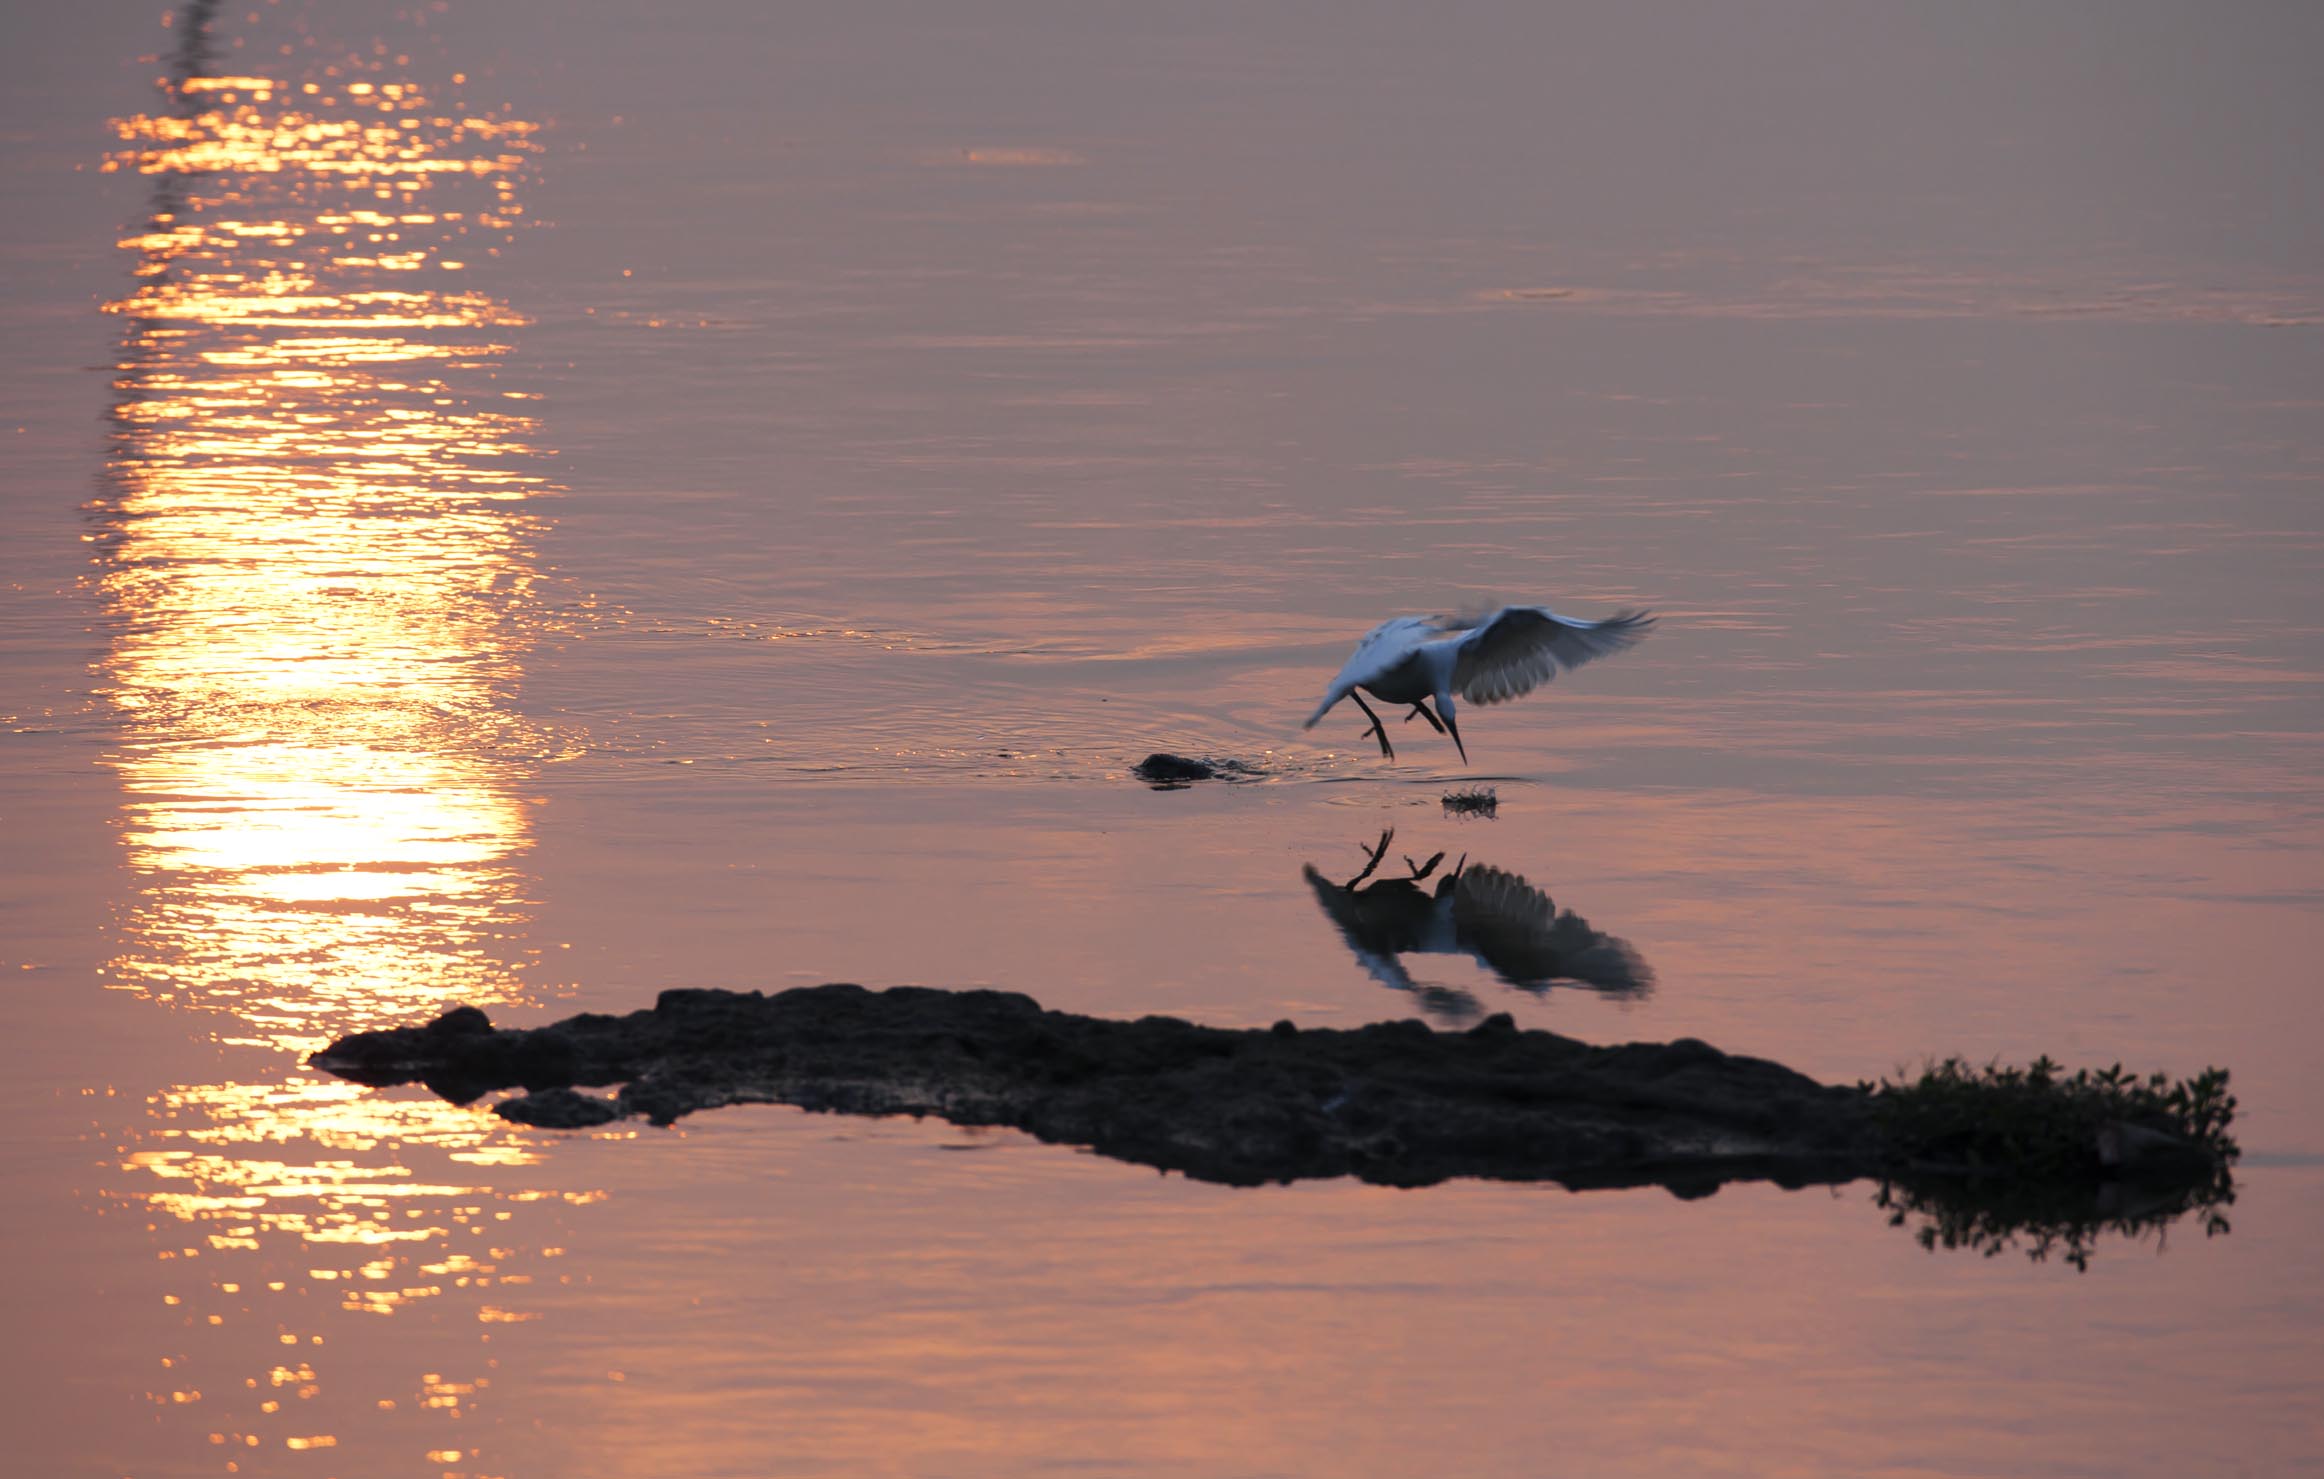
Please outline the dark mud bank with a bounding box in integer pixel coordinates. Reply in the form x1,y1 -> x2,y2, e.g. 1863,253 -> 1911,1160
311,985 -> 2232,1202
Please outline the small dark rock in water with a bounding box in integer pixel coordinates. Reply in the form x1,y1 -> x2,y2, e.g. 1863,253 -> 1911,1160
1442,787 -> 1498,818
497,1086 -> 623,1128
1135,752 -> 1219,784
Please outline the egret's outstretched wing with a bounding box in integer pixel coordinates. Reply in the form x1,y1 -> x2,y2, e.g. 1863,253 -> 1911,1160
1450,607 -> 1654,706
1304,615 -> 1432,727
1451,865 -> 1653,995
1541,914 -> 1654,995
1448,866 -> 1566,985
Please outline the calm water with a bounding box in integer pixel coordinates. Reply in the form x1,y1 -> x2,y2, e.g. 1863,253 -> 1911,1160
4,4 -> 2322,1475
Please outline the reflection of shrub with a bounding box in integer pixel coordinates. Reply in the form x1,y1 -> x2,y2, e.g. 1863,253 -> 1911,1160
1441,787 -> 1498,818
1869,1058 -> 2239,1271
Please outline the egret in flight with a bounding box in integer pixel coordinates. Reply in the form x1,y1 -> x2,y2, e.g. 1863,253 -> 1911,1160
1304,604 -> 1654,762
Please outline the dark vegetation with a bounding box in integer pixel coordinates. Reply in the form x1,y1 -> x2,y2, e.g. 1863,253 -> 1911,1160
1868,1057 -> 2239,1270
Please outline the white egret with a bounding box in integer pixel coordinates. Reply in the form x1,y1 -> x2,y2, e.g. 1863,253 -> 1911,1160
1304,604 -> 1654,762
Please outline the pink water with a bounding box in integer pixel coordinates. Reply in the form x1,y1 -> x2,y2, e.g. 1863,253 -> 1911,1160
4,4 -> 2322,1475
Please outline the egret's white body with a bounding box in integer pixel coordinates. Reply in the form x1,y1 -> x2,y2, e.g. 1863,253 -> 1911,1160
1303,604 -> 1654,762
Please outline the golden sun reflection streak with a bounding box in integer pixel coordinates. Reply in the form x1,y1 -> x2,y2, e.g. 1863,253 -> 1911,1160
91,5 -> 613,1469
98,23 -> 554,1051
89,8 -> 591,1465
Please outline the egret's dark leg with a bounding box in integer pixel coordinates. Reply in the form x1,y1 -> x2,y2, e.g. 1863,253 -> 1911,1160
1350,691 -> 1394,760
1404,701 -> 1447,735
1345,829 -> 1394,888
1404,849 -> 1446,882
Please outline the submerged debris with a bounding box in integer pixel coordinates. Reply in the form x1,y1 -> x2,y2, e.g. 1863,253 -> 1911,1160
313,985 -> 2238,1262
496,1085 -> 623,1129
1441,787 -> 1498,818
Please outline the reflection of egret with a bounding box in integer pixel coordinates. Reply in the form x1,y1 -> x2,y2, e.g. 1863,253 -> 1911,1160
1303,830 -> 1652,1020
1304,604 -> 1654,762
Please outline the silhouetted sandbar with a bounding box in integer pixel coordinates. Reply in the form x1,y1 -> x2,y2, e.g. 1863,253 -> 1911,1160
310,985 -> 2233,1199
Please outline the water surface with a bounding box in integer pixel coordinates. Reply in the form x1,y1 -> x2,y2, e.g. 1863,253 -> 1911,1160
3,4 -> 2321,1475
